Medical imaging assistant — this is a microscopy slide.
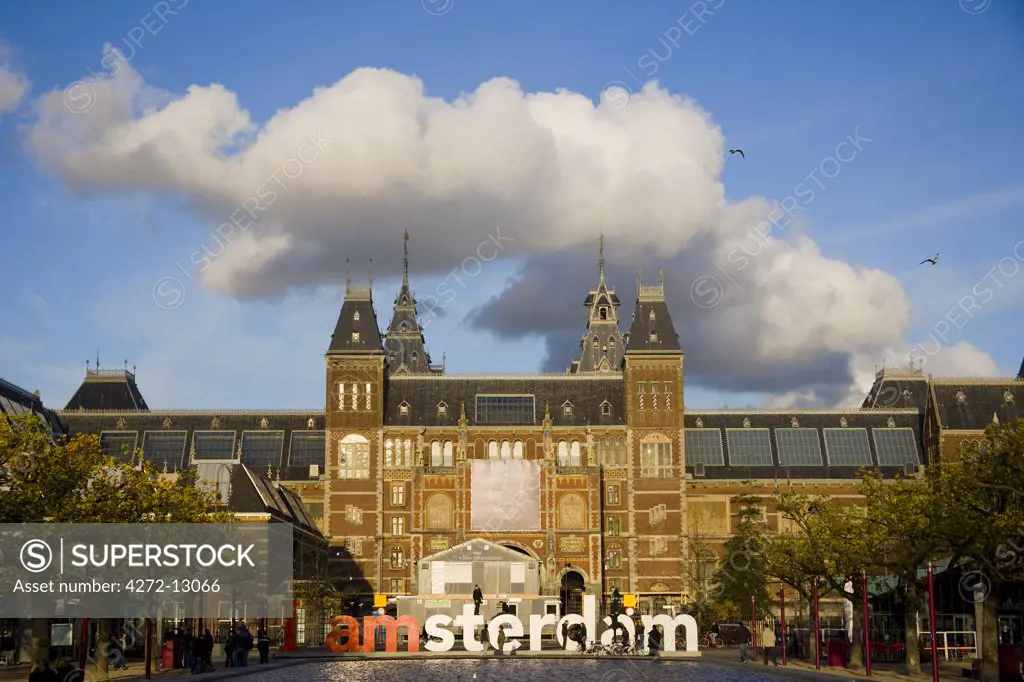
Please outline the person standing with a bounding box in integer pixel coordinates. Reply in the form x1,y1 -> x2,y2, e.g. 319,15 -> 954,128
635,617 -> 645,652
224,628 -> 235,668
257,628 -> 271,664
761,625 -> 778,666
738,622 -> 752,662
473,585 -> 483,616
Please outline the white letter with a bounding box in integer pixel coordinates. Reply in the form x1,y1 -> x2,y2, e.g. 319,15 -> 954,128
217,545 -> 234,567
70,545 -> 87,567
453,604 -> 484,652
487,614 -> 523,653
237,544 -> 254,566
601,614 -> 635,645
529,613 -> 557,651
424,615 -> 455,652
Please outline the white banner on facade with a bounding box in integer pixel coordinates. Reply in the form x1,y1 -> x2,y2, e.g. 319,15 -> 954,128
470,460 -> 541,531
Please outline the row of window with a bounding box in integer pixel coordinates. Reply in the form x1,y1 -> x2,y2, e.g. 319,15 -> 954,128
98,430 -> 327,472
684,427 -> 920,467
336,382 -> 373,411
395,398 -> 616,419
336,436 -> 674,479
636,382 -> 674,411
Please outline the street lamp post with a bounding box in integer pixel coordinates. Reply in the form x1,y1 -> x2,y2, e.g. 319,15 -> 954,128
779,587 -> 787,666
751,595 -> 757,662
863,571 -> 871,676
813,579 -> 821,670
927,563 -> 939,682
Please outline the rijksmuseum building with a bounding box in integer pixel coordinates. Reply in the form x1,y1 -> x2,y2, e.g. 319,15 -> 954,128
44,235 -> 1023,620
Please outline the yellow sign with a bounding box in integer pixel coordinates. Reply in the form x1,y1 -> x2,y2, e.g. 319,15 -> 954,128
373,593 -> 387,608
623,593 -> 637,608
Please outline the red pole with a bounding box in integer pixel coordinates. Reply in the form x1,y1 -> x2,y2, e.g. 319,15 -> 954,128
78,618 -> 90,672
813,580 -> 821,670
863,571 -> 872,676
145,618 -> 153,679
779,587 -> 787,666
751,595 -> 758,661
927,564 -> 939,682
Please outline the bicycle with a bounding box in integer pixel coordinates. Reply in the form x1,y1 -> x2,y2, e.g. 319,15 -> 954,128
700,632 -> 725,648
583,640 -> 607,655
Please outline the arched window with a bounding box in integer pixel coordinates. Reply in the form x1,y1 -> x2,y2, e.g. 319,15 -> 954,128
442,440 -> 454,466
501,440 -> 511,459
385,439 -> 394,467
599,308 -> 607,320
557,440 -> 569,466
337,434 -> 370,479
513,440 -> 523,459
404,439 -> 413,466
351,383 -> 359,411
431,441 -> 442,467
592,336 -> 599,348
558,493 -> 586,530
608,336 -> 616,347
570,440 -> 581,466
488,441 -> 498,459
426,493 -> 453,529
390,546 -> 404,569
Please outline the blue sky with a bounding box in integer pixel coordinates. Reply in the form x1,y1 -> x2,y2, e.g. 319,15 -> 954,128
0,0 -> 1021,409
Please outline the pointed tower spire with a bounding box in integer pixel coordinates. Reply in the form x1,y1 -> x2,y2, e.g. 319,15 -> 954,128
383,232 -> 432,374
368,259 -> 373,291
345,259 -> 351,292
402,230 -> 410,288
598,229 -> 605,286
96,350 -> 100,370
659,262 -> 664,288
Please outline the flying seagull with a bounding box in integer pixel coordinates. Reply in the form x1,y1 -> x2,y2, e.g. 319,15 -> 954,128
920,253 -> 939,266
729,148 -> 745,158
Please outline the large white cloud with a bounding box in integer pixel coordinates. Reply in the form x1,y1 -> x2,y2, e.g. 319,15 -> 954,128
23,48 -> 1004,405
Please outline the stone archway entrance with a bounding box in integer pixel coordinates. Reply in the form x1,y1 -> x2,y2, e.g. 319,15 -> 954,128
560,571 -> 586,616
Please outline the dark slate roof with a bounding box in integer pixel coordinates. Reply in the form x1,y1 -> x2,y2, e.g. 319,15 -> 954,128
384,375 -> 625,427
64,369 -> 149,411
328,287 -> 384,355
194,462 -> 321,535
58,410 -> 327,482
583,290 -> 621,307
861,369 -> 929,411
684,410 -> 922,480
929,379 -> 1023,431
1018,357 -> 1023,380
624,283 -> 681,355
0,377 -> 65,437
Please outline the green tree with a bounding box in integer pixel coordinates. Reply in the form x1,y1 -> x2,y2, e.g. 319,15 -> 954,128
858,469 -> 945,676
935,419 -> 1024,682
770,490 -> 883,672
711,494 -> 773,620
1,413 -> 232,670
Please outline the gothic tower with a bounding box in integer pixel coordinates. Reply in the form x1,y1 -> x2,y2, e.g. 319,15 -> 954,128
325,263 -> 386,592
572,232 -> 626,373
383,231 -> 436,375
622,268 -> 687,597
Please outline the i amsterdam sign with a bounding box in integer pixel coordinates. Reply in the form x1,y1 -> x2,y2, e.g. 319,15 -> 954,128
324,595 -> 699,653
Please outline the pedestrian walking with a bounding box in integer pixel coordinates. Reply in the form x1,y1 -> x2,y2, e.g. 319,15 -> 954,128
761,625 -> 778,666
738,622 -> 752,662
